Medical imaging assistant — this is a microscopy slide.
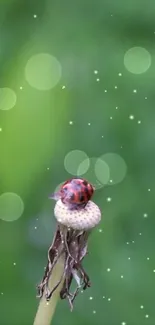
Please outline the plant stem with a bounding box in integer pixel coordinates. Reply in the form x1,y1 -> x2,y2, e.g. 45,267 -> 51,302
33,256 -> 65,325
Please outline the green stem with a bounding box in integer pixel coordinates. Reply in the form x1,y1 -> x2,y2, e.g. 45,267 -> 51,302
33,256 -> 65,325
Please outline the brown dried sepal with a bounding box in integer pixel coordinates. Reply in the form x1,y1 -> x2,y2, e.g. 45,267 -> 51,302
37,224 -> 91,311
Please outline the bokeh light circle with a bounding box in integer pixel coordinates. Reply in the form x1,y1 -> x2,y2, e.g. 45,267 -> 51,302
77,157 -> 110,189
25,53 -> 62,90
124,47 -> 151,74
0,192 -> 24,221
28,213 -> 56,249
64,150 -> 90,175
0,88 -> 17,110
94,158 -> 110,185
98,153 -> 127,185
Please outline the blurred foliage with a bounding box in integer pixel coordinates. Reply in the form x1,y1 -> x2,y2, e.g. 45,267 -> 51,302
0,0 -> 155,324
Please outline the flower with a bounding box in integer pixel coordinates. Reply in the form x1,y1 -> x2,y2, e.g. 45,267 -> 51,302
37,199 -> 101,311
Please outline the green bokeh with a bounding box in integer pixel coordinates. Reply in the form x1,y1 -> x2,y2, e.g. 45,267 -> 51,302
0,1 -> 155,325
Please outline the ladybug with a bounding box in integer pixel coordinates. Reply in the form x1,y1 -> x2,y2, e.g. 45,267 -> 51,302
50,178 -> 94,210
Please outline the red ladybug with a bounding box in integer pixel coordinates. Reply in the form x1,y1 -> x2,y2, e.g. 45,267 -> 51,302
50,178 -> 94,210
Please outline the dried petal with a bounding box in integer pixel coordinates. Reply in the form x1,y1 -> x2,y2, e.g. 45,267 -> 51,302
37,198 -> 101,310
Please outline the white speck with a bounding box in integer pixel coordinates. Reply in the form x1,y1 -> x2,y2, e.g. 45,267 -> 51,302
81,290 -> 83,293
69,121 -> 73,125
145,97 -> 147,100
138,120 -> 141,124
33,14 -> 37,18
128,257 -> 131,260
101,135 -> 104,138
147,257 -> 150,260
98,229 -> 103,233
13,262 -> 16,266
140,305 -> 144,309
148,188 -> 151,192
46,302 -> 49,306
108,298 -> 111,301
93,310 -> 96,314
118,73 -> 122,76
107,197 -> 112,202
88,122 -> 91,126
143,213 -> 148,218
126,242 -> 129,245
107,268 -> 111,272
153,269 -> 155,273
116,106 -> 118,110
110,179 -> 113,183
0,128 -> 2,132
1,292 -> 3,295
104,89 -> 107,92
129,115 -> 134,120
20,86 -> 23,90
110,116 -> 113,120
62,85 -> 66,89
47,167 -> 49,170
102,296 -> 105,299
121,275 -> 124,279
89,296 -> 93,300
133,89 -> 137,93
34,226 -> 37,230
145,314 -> 149,318
132,240 -> 135,244
114,86 -> 118,89
139,232 -> 142,235
96,78 -> 100,82
94,70 -> 98,74
121,322 -> 126,325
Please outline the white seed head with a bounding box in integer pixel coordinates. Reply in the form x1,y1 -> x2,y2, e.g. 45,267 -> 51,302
54,200 -> 101,230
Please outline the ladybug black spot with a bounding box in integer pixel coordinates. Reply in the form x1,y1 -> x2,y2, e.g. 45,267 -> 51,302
84,186 -> 89,195
79,194 -> 84,202
83,180 -> 88,186
70,193 -> 75,201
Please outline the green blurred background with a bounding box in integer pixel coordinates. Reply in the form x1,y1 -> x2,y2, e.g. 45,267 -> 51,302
0,0 -> 155,324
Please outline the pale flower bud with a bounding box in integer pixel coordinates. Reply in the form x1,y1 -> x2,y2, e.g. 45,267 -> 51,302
54,199 -> 101,230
